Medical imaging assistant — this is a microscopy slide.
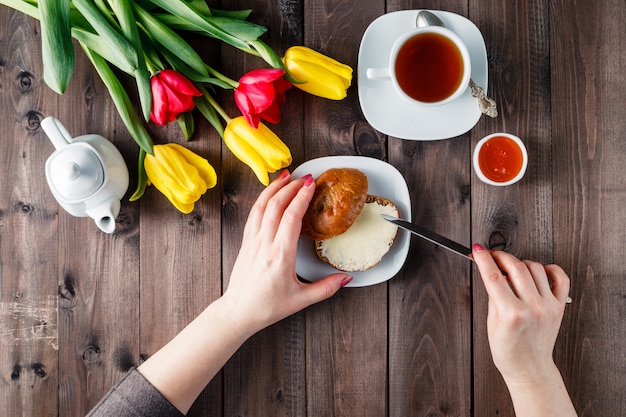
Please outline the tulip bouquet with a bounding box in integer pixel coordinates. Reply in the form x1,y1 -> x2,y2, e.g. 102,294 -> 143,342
1,0 -> 353,213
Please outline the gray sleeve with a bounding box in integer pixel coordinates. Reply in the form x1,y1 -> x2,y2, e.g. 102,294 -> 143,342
86,368 -> 186,417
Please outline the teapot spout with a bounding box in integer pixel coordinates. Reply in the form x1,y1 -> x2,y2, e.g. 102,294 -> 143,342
86,198 -> 121,234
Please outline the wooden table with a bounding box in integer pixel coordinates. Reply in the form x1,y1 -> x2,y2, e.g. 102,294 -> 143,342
1,1 -> 624,416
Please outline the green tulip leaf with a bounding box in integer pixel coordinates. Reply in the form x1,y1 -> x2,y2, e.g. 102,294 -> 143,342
154,14 -> 266,42
133,3 -> 208,77
206,17 -> 267,41
108,0 -> 152,121
130,149 -> 149,201
71,28 -> 134,74
209,8 -> 253,20
80,43 -> 153,155
94,0 -> 117,27
40,0 -> 74,94
148,0 -> 253,50
177,112 -> 195,141
157,47 -> 228,87
134,67 -> 153,122
72,0 -> 138,72
194,95 -> 224,138
186,0 -> 212,16
248,40 -> 303,83
138,30 -> 166,71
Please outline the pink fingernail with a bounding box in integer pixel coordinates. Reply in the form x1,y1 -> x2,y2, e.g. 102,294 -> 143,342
302,174 -> 315,187
473,243 -> 485,252
279,169 -> 290,179
340,275 -> 353,288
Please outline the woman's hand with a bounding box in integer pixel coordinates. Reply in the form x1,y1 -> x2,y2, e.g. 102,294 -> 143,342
472,244 -> 570,384
217,170 -> 352,336
472,244 -> 577,417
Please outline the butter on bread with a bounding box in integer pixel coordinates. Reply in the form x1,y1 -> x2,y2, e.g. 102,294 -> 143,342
314,195 -> 399,272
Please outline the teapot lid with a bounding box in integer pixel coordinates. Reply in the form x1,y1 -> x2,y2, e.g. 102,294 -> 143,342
48,144 -> 104,201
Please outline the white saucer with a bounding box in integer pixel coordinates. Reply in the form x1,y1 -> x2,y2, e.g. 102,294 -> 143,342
292,156 -> 411,288
357,10 -> 488,140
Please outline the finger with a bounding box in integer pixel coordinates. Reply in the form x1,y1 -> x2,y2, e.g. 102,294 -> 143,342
260,175 -> 312,240
472,244 -> 518,309
522,260 -> 552,297
243,170 -> 291,238
544,264 -> 571,304
296,273 -> 352,307
273,175 -> 315,245
491,251 -> 542,301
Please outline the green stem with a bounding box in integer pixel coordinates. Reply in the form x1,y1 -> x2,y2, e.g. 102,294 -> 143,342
200,87 -> 231,123
206,65 -> 238,88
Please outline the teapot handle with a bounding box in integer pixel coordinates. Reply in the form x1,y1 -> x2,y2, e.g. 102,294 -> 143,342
41,117 -> 74,149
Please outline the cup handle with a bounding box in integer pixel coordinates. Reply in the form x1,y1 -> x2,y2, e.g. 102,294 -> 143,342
366,67 -> 392,80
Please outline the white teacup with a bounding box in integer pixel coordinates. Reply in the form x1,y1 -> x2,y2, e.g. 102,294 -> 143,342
366,26 -> 471,106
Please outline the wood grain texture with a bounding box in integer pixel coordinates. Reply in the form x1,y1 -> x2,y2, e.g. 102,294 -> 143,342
0,10 -> 59,417
1,0 -> 625,416
219,1 -> 307,416
550,0 -> 626,415
300,1 -> 389,417
385,1 -> 473,416
470,0 -> 554,413
50,37 -> 142,417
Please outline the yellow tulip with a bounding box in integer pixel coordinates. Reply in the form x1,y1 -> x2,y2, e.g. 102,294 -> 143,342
283,46 -> 353,100
224,116 -> 292,185
144,143 -> 217,213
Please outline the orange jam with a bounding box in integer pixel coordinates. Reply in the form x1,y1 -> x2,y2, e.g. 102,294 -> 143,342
478,136 -> 524,182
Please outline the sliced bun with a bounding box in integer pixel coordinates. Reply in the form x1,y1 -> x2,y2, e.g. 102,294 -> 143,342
315,195 -> 399,272
301,168 -> 368,240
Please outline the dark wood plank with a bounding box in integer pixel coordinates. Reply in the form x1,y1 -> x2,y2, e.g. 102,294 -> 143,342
0,10 -> 59,417
551,1 -> 626,415
470,0 -> 553,415
138,123 -> 223,417
300,1 -> 389,417
47,38 -> 143,417
137,41 -> 224,417
382,1 -> 473,416
219,1 -> 308,416
2,1 -> 625,416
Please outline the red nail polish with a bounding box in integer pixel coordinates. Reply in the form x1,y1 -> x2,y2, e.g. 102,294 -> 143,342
473,243 -> 485,252
340,275 -> 353,288
279,169 -> 290,179
302,174 -> 315,187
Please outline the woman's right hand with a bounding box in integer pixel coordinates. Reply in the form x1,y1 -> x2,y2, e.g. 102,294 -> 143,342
472,244 -> 571,385
472,244 -> 577,416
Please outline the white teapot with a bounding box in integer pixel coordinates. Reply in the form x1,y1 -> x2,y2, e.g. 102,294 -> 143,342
41,117 -> 129,234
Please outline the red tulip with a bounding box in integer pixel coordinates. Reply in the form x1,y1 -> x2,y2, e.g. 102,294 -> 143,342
150,69 -> 202,126
234,68 -> 291,128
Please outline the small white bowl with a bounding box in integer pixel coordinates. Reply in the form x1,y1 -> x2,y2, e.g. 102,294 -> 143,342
473,133 -> 528,186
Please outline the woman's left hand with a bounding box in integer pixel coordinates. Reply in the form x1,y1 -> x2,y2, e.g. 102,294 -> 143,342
217,170 -> 352,335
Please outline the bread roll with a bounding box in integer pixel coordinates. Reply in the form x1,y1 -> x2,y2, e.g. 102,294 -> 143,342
315,196 -> 399,271
301,168 -> 368,240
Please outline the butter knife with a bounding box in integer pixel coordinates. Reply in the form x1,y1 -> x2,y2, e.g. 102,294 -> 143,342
380,214 -> 473,261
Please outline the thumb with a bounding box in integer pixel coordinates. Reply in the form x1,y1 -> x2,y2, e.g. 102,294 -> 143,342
300,273 -> 353,305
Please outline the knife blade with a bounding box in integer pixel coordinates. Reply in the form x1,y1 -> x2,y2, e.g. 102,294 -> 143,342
381,214 -> 473,261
